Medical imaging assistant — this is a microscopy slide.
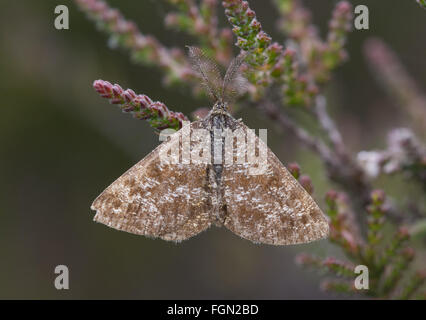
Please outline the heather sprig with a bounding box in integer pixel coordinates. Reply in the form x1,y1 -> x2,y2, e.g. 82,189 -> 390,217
375,227 -> 410,273
322,257 -> 357,278
275,0 -> 316,42
165,0 -> 233,65
296,187 -> 425,298
75,0 -> 192,85
281,49 -> 318,106
418,0 -> 426,9
322,1 -> 353,75
325,190 -> 362,259
222,0 -> 318,104
357,128 -> 426,189
320,279 -> 356,294
297,254 -> 356,279
380,247 -> 415,297
364,190 -> 387,263
93,80 -> 188,130
275,1 -> 353,96
398,270 -> 426,299
222,0 -> 273,59
222,0 -> 286,95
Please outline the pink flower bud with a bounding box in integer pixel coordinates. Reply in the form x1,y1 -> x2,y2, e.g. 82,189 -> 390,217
299,175 -> 314,194
122,90 -> 134,103
246,9 -> 255,19
402,247 -> 415,261
112,84 -> 123,97
396,227 -> 410,241
325,190 -> 338,202
139,95 -> 153,108
288,162 -> 301,179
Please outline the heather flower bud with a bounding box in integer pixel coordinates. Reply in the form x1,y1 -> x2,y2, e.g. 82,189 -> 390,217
249,19 -> 261,32
284,48 -> 295,59
256,31 -> 272,46
122,90 -> 134,103
401,247 -> 415,261
299,175 -> 314,195
246,8 -> 255,19
112,84 -> 123,97
396,227 -> 410,241
288,162 -> 301,179
325,190 -> 338,203
371,189 -> 386,205
236,37 -> 248,48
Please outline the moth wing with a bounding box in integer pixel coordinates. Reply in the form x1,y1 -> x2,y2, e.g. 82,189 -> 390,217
221,122 -> 329,245
91,121 -> 214,242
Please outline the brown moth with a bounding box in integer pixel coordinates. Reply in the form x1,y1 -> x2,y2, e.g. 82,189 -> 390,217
91,47 -> 329,245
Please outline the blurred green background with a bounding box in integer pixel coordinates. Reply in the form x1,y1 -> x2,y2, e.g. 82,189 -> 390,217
0,0 -> 425,299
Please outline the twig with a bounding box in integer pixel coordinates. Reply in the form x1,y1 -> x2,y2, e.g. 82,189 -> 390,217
313,95 -> 346,158
258,100 -> 336,168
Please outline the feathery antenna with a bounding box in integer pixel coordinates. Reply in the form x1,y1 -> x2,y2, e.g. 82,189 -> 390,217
187,46 -> 248,103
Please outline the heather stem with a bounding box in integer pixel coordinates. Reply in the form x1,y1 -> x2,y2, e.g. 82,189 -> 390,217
258,101 -> 336,167
93,80 -> 189,130
313,95 -> 346,158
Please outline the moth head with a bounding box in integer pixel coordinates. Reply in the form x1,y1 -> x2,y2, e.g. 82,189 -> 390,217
214,100 -> 229,111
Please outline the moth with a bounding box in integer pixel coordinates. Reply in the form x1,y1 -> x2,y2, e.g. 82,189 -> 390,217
91,47 -> 329,245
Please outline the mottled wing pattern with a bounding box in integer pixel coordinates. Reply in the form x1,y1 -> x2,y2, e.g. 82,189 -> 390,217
221,122 -> 329,245
91,121 -> 213,242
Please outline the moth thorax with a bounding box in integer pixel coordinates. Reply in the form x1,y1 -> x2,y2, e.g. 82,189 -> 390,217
213,101 -> 228,112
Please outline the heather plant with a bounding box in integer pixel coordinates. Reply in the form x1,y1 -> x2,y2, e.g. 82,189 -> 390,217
75,0 -> 426,299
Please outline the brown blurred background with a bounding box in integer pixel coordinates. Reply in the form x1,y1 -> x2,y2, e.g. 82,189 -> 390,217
0,0 -> 425,299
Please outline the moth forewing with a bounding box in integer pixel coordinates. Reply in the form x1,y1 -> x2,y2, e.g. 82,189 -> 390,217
91,121 -> 214,241
221,121 -> 329,245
